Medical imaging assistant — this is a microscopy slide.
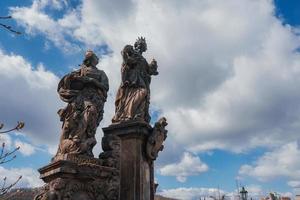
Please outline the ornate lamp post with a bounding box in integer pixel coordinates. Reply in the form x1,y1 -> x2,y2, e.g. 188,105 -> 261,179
240,187 -> 248,200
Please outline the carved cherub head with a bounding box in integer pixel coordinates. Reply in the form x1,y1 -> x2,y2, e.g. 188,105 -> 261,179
83,50 -> 99,67
134,37 -> 147,54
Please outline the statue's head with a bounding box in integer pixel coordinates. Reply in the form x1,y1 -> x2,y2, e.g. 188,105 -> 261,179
134,37 -> 147,54
83,50 -> 99,67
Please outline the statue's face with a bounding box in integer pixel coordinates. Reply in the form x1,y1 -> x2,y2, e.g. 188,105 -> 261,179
83,50 -> 99,67
90,55 -> 99,66
84,53 -> 99,67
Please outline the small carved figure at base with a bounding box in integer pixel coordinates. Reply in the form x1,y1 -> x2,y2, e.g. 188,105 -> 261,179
146,117 -> 168,160
99,135 -> 121,168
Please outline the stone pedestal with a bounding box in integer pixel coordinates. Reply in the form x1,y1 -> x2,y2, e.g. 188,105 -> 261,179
36,119 -> 167,200
35,154 -> 119,200
103,121 -> 153,200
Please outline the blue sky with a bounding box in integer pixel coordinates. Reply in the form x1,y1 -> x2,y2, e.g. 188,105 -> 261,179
0,0 -> 300,199
274,0 -> 300,26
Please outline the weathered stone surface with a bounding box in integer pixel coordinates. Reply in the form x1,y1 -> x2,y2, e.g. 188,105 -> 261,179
102,119 -> 168,200
146,117 -> 168,160
107,37 -> 169,200
99,133 -> 121,169
34,155 -> 119,200
3,188 -> 176,200
103,121 -> 152,200
34,51 -> 118,200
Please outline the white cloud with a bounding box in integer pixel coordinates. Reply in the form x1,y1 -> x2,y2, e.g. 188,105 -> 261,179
159,152 -> 208,182
246,185 -> 263,197
0,166 -> 43,188
158,187 -> 225,200
28,0 -> 68,10
0,49 -> 63,152
0,134 -> 12,150
14,140 -> 36,156
40,0 -> 68,10
158,185 -> 288,200
288,180 -> 300,188
239,141 -> 300,181
10,0 -> 80,53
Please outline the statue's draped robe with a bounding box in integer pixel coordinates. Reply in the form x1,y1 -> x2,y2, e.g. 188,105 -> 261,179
113,45 -> 157,123
56,65 -> 109,157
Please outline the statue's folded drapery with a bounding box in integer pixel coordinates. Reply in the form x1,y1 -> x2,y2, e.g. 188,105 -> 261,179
55,51 -> 109,158
112,39 -> 158,123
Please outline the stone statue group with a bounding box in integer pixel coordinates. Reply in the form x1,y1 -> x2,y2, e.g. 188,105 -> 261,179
56,37 -> 160,158
34,37 -> 168,200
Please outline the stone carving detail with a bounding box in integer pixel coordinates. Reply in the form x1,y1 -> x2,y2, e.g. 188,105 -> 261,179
55,50 -> 109,158
34,174 -> 119,200
34,155 -> 120,200
99,135 -> 121,169
146,117 -> 168,160
35,39 -> 168,200
112,37 -> 159,123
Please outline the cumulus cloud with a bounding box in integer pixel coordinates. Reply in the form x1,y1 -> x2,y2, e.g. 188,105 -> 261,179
0,49 -> 62,151
0,166 -> 43,188
14,140 -> 36,156
157,185 -> 268,200
246,185 -> 264,197
239,141 -> 300,181
159,152 -> 208,182
10,0 -> 80,53
288,180 -> 300,188
0,134 -> 13,149
158,187 -> 225,200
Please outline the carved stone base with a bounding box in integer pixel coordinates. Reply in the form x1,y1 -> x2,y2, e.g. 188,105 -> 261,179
103,121 -> 153,200
34,154 -> 119,200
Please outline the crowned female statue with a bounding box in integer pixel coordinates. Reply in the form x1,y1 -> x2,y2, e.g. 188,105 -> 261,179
55,50 -> 109,158
112,37 -> 158,123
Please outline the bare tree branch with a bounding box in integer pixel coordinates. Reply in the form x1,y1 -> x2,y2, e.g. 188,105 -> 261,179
0,122 -> 25,196
0,176 -> 22,196
0,16 -> 12,19
0,16 -> 21,35
0,121 -> 25,134
0,143 -> 20,165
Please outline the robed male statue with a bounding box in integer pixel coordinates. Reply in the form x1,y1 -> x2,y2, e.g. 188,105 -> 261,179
55,50 -> 109,158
